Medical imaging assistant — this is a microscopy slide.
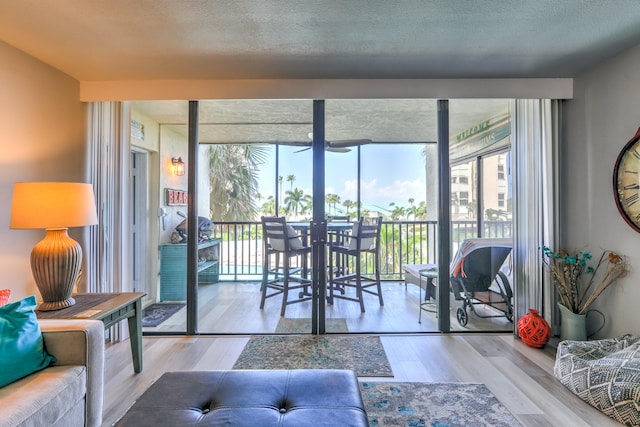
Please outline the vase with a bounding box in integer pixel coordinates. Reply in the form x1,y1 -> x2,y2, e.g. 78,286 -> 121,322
558,303 -> 587,341
517,309 -> 551,348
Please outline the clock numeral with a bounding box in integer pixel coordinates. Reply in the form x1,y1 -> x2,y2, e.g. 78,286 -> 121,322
624,170 -> 638,174
635,213 -> 640,222
625,193 -> 640,207
624,183 -> 640,190
632,149 -> 640,160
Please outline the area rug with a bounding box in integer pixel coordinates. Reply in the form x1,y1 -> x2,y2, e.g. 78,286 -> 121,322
360,381 -> 523,427
275,317 -> 349,333
141,303 -> 184,327
233,335 -> 393,377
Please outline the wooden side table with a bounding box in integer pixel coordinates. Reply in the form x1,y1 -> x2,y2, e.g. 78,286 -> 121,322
36,292 -> 146,373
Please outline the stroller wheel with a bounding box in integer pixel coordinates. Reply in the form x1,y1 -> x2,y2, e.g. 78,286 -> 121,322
457,307 -> 468,326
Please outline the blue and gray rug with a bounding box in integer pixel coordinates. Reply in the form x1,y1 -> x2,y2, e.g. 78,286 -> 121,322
274,317 -> 349,333
360,381 -> 523,427
233,335 -> 392,376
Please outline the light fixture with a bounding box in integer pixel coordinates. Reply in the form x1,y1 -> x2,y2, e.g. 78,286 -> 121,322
10,182 -> 98,311
172,157 -> 185,176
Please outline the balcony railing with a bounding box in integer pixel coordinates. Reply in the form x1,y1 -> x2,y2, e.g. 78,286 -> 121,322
211,220 -> 512,281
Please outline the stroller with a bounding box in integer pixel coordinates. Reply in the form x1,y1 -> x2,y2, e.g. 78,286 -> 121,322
449,238 -> 513,326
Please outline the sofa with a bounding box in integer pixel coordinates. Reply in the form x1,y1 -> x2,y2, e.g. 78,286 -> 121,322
0,319 -> 104,427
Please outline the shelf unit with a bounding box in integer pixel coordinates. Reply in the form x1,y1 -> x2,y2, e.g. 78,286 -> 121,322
159,238 -> 221,301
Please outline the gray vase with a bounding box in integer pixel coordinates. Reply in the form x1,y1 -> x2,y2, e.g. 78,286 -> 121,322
558,302 -> 587,341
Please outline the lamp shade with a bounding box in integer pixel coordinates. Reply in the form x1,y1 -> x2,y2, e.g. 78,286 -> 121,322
10,182 -> 98,229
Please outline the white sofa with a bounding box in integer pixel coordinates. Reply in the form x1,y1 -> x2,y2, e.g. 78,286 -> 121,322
0,319 -> 104,427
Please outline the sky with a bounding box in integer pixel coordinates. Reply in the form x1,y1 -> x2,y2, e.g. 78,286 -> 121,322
257,143 -> 429,213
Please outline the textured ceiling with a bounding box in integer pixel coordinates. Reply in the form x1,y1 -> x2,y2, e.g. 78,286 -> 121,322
1,0 -> 640,81
2,1 -> 639,141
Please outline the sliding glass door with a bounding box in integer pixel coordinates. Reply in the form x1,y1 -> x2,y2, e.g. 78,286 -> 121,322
132,98 -> 516,336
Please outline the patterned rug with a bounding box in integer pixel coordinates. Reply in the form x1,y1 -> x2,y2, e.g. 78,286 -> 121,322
233,335 -> 393,377
360,381 -> 523,427
141,303 -> 184,327
275,317 -> 349,333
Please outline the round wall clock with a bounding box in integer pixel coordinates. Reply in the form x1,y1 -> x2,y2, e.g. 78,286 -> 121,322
613,127 -> 640,233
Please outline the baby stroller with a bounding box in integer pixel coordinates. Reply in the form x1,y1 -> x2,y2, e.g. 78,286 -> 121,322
449,238 -> 513,326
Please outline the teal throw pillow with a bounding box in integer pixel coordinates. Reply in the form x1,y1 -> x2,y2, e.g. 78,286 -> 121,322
0,295 -> 56,387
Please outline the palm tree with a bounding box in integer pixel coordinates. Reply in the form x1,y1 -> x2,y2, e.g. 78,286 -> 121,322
287,174 -> 296,191
208,144 -> 269,221
284,188 -> 306,218
391,205 -> 406,220
415,201 -> 427,219
300,193 -> 313,217
261,195 -> 276,216
343,200 -> 355,216
326,193 -> 340,215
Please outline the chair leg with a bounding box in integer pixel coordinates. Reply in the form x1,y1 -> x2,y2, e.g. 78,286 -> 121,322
260,252 -> 269,309
328,249 -> 334,304
356,259 -> 365,312
375,252 -> 384,306
280,256 -> 290,317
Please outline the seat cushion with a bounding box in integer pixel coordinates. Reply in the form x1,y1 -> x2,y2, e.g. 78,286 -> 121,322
554,335 -> 640,426
0,365 -> 86,427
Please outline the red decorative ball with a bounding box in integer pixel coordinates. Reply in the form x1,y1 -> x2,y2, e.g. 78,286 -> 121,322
517,309 -> 551,348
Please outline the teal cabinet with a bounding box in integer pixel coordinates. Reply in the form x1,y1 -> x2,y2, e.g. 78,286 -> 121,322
159,238 -> 221,301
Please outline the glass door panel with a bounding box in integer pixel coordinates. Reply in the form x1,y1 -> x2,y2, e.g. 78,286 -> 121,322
449,99 -> 514,332
196,99 -> 314,334
325,99 -> 439,333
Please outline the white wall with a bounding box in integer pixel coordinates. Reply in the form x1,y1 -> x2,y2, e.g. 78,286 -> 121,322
0,41 -> 86,302
563,44 -> 640,338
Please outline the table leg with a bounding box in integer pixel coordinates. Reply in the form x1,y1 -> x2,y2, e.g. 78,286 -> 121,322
127,298 -> 143,373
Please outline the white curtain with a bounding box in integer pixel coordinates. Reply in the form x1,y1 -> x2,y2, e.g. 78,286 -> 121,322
512,99 -> 561,334
83,102 -> 131,339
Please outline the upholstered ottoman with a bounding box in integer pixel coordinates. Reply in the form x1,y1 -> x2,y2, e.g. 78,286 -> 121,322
554,335 -> 640,426
116,369 -> 369,427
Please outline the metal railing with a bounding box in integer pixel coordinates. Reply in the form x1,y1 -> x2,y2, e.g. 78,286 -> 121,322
211,220 -> 512,281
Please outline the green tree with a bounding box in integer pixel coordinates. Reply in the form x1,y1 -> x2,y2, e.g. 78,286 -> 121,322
261,195 -> 276,216
285,187 -> 306,218
208,144 -> 268,221
391,205 -> 406,220
343,199 -> 355,216
326,193 -> 341,215
287,174 -> 296,191
300,193 -> 313,217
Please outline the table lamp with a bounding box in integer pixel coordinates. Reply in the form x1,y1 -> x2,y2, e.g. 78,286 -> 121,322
10,182 -> 98,311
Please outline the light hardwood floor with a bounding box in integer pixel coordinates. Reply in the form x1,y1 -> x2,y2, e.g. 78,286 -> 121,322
103,334 -> 620,427
102,282 -> 620,426
143,281 -> 514,334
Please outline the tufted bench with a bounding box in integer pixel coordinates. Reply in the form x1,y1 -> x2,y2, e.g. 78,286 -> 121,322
115,369 -> 369,427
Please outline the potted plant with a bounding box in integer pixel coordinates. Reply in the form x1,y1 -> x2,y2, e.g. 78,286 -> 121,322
541,246 -> 630,340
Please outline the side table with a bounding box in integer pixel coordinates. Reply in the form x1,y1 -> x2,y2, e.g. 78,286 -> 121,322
36,292 -> 146,373
418,267 -> 438,323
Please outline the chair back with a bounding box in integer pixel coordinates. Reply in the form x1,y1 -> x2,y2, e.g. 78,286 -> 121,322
261,216 -> 305,252
347,217 -> 382,252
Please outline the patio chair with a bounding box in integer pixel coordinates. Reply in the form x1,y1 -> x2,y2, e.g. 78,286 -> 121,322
260,216 -> 312,316
327,216 -> 384,312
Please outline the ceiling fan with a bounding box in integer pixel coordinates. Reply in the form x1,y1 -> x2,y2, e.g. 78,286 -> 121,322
291,133 -> 372,153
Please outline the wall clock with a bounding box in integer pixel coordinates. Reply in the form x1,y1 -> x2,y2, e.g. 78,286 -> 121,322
613,127 -> 640,233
